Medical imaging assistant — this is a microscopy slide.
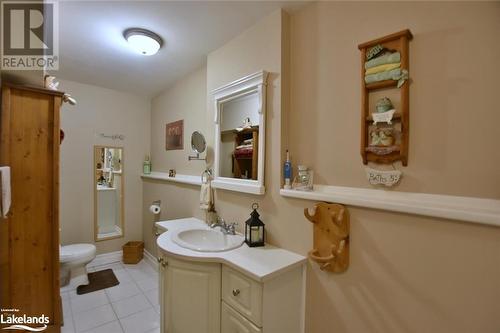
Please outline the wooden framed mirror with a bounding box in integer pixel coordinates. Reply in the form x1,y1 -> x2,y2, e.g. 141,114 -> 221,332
94,146 -> 124,241
212,71 -> 268,195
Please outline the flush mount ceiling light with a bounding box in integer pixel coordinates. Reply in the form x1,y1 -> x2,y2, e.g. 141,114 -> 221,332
123,28 -> 163,56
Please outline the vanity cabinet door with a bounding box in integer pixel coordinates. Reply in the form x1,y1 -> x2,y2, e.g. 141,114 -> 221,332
222,266 -> 263,327
221,302 -> 261,333
162,257 -> 221,333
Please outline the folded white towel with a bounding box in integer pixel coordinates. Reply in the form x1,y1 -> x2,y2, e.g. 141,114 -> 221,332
200,181 -> 213,210
0,166 -> 11,219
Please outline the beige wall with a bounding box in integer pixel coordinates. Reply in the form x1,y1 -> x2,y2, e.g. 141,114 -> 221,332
290,2 -> 500,199
144,3 -> 500,333
60,79 -> 150,254
150,66 -> 208,175
143,67 -> 208,254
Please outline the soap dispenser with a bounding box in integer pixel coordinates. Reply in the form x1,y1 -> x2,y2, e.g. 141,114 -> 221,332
143,155 -> 152,174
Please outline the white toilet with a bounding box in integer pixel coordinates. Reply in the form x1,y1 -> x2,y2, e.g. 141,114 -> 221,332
60,243 -> 97,290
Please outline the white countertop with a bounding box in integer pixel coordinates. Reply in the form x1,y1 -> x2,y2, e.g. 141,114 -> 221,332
156,217 -> 307,282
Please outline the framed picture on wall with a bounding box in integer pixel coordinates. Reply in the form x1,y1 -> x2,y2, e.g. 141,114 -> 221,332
165,120 -> 184,150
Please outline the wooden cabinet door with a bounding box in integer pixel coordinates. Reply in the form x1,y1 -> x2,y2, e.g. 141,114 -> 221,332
0,84 -> 63,332
162,257 -> 221,333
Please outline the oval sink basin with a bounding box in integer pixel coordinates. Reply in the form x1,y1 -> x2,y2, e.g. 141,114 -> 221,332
171,228 -> 245,252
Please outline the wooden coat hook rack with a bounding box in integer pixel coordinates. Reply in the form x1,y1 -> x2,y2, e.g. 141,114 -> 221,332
304,202 -> 350,273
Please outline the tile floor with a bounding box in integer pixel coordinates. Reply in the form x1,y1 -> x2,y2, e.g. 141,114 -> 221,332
61,260 -> 160,333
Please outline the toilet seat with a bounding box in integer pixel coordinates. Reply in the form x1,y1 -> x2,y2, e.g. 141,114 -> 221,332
60,244 -> 96,264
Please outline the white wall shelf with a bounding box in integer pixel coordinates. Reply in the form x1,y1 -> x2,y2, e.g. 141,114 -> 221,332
141,172 -> 202,186
280,185 -> 500,227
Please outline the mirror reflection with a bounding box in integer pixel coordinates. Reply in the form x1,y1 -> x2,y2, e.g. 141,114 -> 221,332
219,92 -> 260,180
94,146 -> 124,241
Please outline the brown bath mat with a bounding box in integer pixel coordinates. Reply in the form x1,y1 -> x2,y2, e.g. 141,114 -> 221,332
76,269 -> 119,295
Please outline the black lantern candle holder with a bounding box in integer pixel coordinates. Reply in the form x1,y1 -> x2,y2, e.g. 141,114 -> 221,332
245,203 -> 265,247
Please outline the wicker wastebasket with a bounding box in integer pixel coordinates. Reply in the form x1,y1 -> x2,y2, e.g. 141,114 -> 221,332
122,241 -> 144,264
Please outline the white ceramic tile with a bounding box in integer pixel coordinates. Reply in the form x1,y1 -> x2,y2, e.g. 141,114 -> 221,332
122,260 -> 148,270
144,288 -> 159,307
145,328 -> 160,333
92,262 -> 124,272
82,320 -> 123,333
61,283 -> 77,294
105,281 -> 141,303
111,293 -> 152,319
61,291 -> 70,301
62,298 -> 72,321
119,308 -> 160,333
70,290 -> 109,313
153,304 -> 160,315
73,304 -> 116,332
135,276 -> 158,292
113,268 -> 133,284
125,265 -> 156,282
61,316 -> 75,333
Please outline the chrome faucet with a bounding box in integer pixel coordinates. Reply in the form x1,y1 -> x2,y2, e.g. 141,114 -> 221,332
210,217 -> 237,235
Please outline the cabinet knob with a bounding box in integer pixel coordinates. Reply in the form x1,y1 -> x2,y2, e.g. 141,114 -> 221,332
157,257 -> 163,263
232,289 -> 240,297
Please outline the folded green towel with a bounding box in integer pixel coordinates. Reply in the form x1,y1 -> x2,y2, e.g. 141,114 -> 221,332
365,68 -> 409,88
365,52 -> 401,69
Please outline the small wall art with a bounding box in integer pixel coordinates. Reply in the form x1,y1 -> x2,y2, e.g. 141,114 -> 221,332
165,120 -> 184,150
365,166 -> 402,187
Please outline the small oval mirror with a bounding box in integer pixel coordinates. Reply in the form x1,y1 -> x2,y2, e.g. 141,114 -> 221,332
191,131 -> 206,154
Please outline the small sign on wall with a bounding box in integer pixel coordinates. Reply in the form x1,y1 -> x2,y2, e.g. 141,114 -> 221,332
365,167 -> 402,187
165,120 -> 184,150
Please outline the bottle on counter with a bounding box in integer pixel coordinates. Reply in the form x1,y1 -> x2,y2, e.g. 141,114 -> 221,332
284,150 -> 292,189
143,155 -> 152,174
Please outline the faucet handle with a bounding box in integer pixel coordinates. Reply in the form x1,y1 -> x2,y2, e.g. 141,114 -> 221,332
217,217 -> 226,226
227,222 -> 237,234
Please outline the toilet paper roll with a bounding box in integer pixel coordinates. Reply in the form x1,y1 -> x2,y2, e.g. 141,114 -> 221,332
149,204 -> 161,214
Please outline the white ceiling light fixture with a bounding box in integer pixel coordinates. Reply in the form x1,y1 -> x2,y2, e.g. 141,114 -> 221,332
123,28 -> 163,56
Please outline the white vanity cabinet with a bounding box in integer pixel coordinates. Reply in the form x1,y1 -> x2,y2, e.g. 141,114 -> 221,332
159,256 -> 304,333
156,218 -> 307,333
160,257 -> 221,333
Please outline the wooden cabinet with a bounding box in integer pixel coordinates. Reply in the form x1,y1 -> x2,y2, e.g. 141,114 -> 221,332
160,257 -> 221,333
0,83 -> 63,332
160,255 -> 304,333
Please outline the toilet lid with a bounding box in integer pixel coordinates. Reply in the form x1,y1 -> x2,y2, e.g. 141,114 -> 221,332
60,244 -> 96,263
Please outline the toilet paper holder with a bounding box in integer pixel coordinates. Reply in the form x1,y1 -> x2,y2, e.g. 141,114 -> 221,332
150,200 -> 161,215
151,200 -> 163,236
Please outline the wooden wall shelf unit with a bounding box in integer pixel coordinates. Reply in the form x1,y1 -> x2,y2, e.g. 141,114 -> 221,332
359,29 -> 413,166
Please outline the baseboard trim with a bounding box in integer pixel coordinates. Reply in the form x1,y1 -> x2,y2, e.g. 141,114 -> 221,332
143,249 -> 158,272
88,250 -> 122,268
87,248 -> 158,271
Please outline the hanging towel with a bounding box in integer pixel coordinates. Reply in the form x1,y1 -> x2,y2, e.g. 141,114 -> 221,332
365,52 -> 401,69
0,167 -> 11,219
200,181 -> 213,210
365,62 -> 400,75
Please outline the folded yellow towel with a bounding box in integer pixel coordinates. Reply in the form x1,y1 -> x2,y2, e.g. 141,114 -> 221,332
365,62 -> 401,75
